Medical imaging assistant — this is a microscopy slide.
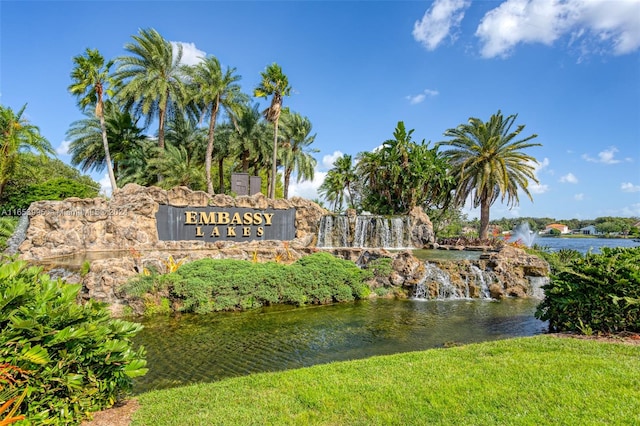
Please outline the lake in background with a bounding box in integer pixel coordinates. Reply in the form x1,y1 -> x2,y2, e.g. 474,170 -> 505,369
532,237 -> 639,254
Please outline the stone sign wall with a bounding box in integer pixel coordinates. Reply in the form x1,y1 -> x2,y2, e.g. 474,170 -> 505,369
18,184 -> 328,261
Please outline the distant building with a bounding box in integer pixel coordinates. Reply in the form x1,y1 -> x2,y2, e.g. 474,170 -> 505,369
543,223 -> 570,234
578,225 -> 601,235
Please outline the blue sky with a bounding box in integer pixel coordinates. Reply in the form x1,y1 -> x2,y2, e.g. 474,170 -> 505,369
1,0 -> 639,221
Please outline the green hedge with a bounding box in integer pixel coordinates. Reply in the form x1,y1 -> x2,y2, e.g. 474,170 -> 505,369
123,252 -> 371,314
535,247 -> 640,334
0,260 -> 147,425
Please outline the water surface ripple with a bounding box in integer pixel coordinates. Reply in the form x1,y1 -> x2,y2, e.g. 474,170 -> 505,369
133,298 -> 546,393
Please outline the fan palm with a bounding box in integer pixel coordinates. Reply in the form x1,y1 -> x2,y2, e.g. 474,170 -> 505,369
319,154 -> 357,212
66,102 -> 147,179
69,48 -> 118,192
115,28 -> 188,151
437,110 -> 541,240
279,112 -> 318,199
0,104 -> 53,199
187,56 -> 245,194
254,63 -> 291,198
230,103 -> 270,175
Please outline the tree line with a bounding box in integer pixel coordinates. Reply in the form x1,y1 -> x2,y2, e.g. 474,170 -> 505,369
66,28 -> 315,199
2,27 -> 551,240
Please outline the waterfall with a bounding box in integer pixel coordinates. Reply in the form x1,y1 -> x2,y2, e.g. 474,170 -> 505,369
413,263 -> 466,300
4,214 -> 30,255
412,262 -> 499,300
317,214 -> 411,249
528,276 -> 548,299
317,215 -> 349,248
469,265 -> 492,299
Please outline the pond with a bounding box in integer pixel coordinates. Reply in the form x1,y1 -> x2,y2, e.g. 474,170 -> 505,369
133,298 -> 546,394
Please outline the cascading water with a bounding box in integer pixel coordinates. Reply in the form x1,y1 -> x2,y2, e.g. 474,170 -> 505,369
317,215 -> 411,249
469,265 -> 492,299
413,263 -> 496,300
3,214 -> 29,255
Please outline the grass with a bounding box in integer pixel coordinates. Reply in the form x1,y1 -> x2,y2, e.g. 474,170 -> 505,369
132,336 -> 640,425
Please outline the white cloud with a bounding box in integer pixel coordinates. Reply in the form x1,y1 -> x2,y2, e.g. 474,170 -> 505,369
406,89 -> 439,105
289,171 -> 327,201
413,0 -> 471,50
574,193 -> 584,200
56,140 -> 71,155
582,146 -> 621,164
289,150 -> 345,202
476,0 -> 640,58
621,182 -> 640,192
321,151 -> 344,170
171,41 -> 206,66
527,157 -> 550,194
559,172 -> 578,183
621,202 -> 640,216
99,174 -> 112,198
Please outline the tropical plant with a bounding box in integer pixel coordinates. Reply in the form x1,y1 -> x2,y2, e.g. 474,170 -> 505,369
143,143 -> 205,190
231,103 -> 270,175
535,247 -> 640,333
437,110 -> 540,240
0,260 -> 147,424
187,56 -> 245,194
279,111 -> 318,199
0,104 -> 53,200
318,154 -> 357,212
115,28 -> 188,152
354,121 -> 454,215
66,102 -> 148,182
254,63 -> 291,198
69,48 -> 118,192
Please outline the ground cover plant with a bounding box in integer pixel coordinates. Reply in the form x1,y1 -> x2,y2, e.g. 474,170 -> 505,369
536,246 -> 640,333
122,252 -> 371,315
0,260 -> 147,425
131,335 -> 640,425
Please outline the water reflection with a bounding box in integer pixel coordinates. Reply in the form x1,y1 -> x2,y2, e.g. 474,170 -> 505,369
133,298 -> 546,393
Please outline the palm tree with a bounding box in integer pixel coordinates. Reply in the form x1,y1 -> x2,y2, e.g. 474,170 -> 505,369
254,63 -> 291,198
68,48 -> 118,192
0,104 -> 53,199
437,110 -> 541,240
230,103 -> 270,174
187,56 -> 245,194
115,28 -> 188,152
66,102 -> 147,180
279,112 -> 318,199
144,143 -> 205,190
319,154 -> 357,212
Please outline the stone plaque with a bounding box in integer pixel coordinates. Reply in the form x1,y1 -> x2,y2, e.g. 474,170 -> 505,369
156,205 -> 296,242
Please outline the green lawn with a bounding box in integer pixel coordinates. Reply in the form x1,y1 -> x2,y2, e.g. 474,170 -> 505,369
131,336 -> 640,425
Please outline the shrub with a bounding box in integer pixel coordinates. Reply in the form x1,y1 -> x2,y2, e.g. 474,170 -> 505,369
535,247 -> 640,333
122,253 -> 371,314
0,260 -> 147,425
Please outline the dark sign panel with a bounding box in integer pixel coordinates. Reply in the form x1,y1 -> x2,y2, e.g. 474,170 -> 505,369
156,205 -> 296,242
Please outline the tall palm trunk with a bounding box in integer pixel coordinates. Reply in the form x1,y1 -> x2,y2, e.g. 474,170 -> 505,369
98,108 -> 117,193
206,101 -> 219,195
270,115 -> 279,199
284,168 -> 292,199
479,198 -> 491,240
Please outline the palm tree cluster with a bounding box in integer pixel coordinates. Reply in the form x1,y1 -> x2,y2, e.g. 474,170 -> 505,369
67,28 -> 317,198
320,121 -> 455,215
321,114 -> 540,241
